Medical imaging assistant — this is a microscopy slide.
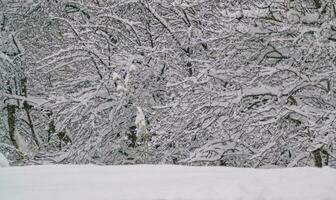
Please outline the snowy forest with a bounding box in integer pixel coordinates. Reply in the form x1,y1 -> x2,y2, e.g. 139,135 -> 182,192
1,0 -> 336,168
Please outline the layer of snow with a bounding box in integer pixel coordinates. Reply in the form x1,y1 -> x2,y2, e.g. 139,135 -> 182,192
135,106 -> 146,136
303,13 -> 319,24
129,63 -> 138,72
0,165 -> 335,200
112,72 -> 121,81
116,85 -> 127,92
0,153 -> 9,167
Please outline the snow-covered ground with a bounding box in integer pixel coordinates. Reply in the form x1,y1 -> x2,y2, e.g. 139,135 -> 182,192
0,165 -> 335,200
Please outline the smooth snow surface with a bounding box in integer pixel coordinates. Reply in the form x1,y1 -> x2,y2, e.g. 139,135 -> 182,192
0,165 -> 335,200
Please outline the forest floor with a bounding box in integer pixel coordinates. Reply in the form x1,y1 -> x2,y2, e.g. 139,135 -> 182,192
0,164 -> 335,200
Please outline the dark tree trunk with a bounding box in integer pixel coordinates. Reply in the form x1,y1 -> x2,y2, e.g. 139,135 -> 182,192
7,104 -> 18,149
7,80 -> 18,149
312,0 -> 322,9
21,77 -> 39,147
312,149 -> 322,168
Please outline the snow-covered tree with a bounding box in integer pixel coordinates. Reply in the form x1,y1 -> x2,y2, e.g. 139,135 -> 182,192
1,0 -> 335,168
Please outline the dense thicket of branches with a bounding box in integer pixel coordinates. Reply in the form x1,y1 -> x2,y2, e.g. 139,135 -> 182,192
1,0 -> 336,168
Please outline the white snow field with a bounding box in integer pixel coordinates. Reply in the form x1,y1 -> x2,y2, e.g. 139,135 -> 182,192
0,165 -> 335,200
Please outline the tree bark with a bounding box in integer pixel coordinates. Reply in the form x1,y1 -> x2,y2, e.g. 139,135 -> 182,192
312,149 -> 322,168
312,0 -> 322,9
21,77 -> 39,147
7,105 -> 18,149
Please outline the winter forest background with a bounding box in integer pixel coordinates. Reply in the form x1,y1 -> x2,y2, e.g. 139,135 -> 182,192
1,0 -> 336,168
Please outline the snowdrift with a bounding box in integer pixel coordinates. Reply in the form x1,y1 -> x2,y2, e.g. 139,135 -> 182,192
0,165 -> 335,200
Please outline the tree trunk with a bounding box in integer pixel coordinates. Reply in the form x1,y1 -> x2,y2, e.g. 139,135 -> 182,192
312,149 -> 322,168
48,119 -> 55,143
7,104 -> 18,149
21,77 -> 39,147
7,80 -> 18,149
312,0 -> 322,9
